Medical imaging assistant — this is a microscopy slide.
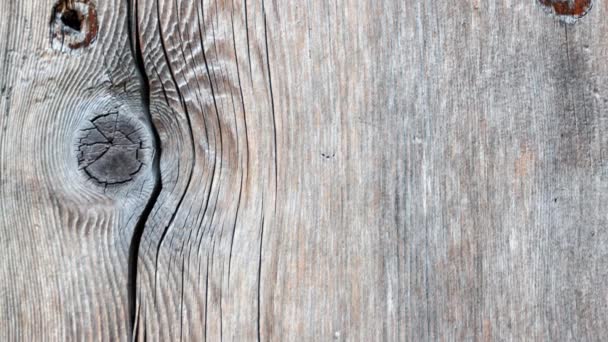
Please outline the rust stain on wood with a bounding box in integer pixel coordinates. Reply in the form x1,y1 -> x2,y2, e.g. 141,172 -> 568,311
69,3 -> 98,50
514,146 -> 535,178
539,0 -> 592,18
50,0 -> 98,51
482,319 -> 493,342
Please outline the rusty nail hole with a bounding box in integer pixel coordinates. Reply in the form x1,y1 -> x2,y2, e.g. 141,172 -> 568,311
50,0 -> 98,52
539,0 -> 592,22
61,9 -> 83,31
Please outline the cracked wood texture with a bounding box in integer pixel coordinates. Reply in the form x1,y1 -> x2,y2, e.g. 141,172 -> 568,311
3,0 -> 608,341
0,0 -> 156,340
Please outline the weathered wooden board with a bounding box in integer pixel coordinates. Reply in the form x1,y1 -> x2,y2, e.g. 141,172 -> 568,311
0,0 -> 156,340
2,0 -> 608,340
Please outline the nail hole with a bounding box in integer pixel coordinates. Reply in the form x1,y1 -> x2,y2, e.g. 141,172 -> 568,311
50,0 -> 98,52
539,0 -> 592,22
61,9 -> 83,31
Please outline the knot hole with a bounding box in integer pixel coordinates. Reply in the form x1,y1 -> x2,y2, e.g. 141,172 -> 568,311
50,0 -> 98,52
61,8 -> 83,32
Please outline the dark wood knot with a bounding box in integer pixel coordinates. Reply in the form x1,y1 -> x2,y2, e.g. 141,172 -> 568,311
50,0 -> 98,52
77,113 -> 150,187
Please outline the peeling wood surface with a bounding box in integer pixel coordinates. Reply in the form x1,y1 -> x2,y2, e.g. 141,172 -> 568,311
2,0 -> 608,341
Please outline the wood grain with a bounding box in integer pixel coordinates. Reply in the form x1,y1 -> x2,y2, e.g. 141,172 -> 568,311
127,0 -> 608,341
131,0 -> 608,341
0,0 -> 156,340
3,0 -> 608,340
131,0 -> 277,339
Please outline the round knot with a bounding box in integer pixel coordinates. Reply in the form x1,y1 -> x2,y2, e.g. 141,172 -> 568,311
77,113 -> 149,186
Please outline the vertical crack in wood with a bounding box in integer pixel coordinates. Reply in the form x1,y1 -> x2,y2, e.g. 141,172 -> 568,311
150,0 -> 197,307
127,0 -> 162,336
257,2 -> 276,340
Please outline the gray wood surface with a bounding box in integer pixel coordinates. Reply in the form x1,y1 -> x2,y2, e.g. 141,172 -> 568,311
0,0 -> 156,340
2,0 -> 608,341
